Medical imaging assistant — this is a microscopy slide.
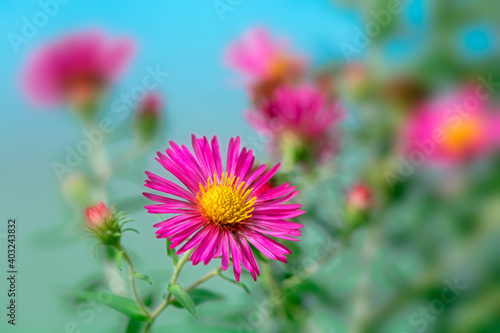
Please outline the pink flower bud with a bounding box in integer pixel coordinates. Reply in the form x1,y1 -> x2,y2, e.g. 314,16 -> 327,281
135,92 -> 163,142
346,184 -> 372,228
85,202 -> 113,227
138,92 -> 163,116
347,184 -> 372,212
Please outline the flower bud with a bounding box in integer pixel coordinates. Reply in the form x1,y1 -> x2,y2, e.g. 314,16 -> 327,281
86,202 -> 113,226
85,202 -> 121,247
346,184 -> 372,227
134,92 -> 163,143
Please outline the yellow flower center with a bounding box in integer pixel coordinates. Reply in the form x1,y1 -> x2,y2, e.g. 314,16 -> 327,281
442,118 -> 482,153
197,173 -> 256,225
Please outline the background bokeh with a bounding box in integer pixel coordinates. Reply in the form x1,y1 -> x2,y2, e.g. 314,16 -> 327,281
1,0 -> 499,332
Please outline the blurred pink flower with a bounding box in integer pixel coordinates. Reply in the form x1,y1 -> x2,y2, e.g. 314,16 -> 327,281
246,84 -> 342,162
225,27 -> 306,101
21,30 -> 136,108
403,87 -> 500,165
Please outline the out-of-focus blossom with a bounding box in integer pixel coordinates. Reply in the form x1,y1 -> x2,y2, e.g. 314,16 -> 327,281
402,87 -> 500,165
347,184 -> 372,212
246,84 -> 342,164
346,183 -> 372,227
135,92 -> 163,143
85,202 -> 113,228
21,30 -> 136,112
225,27 -> 306,102
143,135 -> 304,281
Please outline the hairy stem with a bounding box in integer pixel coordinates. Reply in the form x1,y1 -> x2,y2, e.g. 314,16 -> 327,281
120,247 -> 151,317
143,249 -> 194,333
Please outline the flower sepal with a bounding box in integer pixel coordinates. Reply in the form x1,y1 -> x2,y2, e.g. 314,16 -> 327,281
85,202 -> 136,249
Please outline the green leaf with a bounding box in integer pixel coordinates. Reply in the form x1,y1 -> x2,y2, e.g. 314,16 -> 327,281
120,219 -> 134,226
134,273 -> 152,285
69,291 -> 148,321
171,288 -> 224,308
125,318 -> 145,333
167,283 -> 198,321
116,251 -> 123,271
217,272 -> 250,294
166,239 -> 180,266
123,228 -> 139,234
91,243 -> 101,257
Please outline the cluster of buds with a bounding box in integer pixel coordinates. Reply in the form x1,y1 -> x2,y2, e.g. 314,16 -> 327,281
346,183 -> 372,228
85,202 -> 124,248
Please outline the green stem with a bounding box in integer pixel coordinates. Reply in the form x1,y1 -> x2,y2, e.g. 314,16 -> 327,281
143,249 -> 194,333
181,266 -> 223,294
120,247 -> 151,317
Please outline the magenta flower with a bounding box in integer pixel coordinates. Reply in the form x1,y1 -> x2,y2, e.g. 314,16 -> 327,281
143,135 -> 304,281
225,27 -> 306,100
21,30 -> 136,108
246,84 -> 342,162
403,87 -> 500,165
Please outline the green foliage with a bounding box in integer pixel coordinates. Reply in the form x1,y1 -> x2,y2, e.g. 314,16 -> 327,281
167,283 -> 198,321
171,288 -> 224,308
69,291 -> 149,321
134,273 -> 152,285
166,239 -> 180,266
116,250 -> 123,271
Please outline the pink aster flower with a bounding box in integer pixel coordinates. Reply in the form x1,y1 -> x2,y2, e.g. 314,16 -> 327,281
225,27 -> 306,101
143,135 -> 304,281
21,29 -> 136,109
402,87 -> 500,165
246,84 -> 342,162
